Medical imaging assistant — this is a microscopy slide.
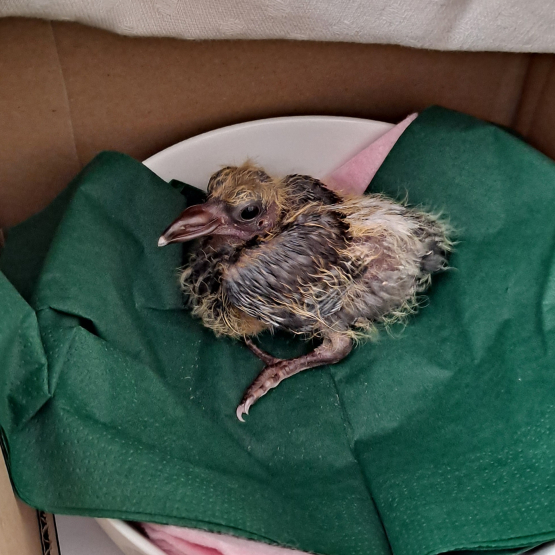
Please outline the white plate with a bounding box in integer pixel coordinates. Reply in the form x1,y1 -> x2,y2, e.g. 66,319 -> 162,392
143,115 -> 393,187
96,115 -> 392,555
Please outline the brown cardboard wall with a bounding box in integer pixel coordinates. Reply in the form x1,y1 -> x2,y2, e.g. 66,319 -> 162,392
0,459 -> 43,555
52,21 -> 529,165
515,55 -> 555,157
0,19 -> 80,228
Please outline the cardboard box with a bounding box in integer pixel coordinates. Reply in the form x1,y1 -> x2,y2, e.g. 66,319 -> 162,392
0,458 -> 59,555
1,16 -> 554,555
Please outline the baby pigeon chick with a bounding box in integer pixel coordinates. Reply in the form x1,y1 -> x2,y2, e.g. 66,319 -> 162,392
159,164 -> 451,421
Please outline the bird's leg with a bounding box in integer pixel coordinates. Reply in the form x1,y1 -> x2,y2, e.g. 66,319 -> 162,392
237,332 -> 352,421
244,337 -> 282,366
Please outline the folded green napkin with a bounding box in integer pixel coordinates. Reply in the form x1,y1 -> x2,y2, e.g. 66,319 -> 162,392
2,106 -> 555,555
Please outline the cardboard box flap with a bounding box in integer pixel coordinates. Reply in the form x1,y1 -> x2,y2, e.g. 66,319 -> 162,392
0,458 -> 59,555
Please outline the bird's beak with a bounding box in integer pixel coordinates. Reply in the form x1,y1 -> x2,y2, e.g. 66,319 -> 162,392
158,203 -> 222,246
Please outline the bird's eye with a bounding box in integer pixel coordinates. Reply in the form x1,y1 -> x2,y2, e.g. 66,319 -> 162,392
240,205 -> 261,220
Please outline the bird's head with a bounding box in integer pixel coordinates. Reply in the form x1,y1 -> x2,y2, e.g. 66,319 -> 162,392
158,164 -> 282,247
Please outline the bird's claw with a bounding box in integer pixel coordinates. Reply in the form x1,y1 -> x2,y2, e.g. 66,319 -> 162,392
235,364 -> 286,422
236,398 -> 253,422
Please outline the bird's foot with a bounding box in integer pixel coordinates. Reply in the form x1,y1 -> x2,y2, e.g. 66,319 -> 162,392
236,361 -> 291,422
236,332 -> 353,422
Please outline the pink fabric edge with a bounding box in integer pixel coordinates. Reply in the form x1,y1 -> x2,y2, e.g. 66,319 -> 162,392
141,112 -> 419,555
142,523 -> 307,555
325,112 -> 418,195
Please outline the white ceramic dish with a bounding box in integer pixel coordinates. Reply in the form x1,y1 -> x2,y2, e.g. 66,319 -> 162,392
97,519 -> 167,555
98,115 -> 555,555
142,115 -> 393,187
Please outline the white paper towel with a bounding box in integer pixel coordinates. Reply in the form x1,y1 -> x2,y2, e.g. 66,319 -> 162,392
1,0 -> 555,52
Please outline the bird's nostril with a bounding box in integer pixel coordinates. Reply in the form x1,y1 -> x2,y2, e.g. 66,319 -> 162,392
257,220 -> 265,228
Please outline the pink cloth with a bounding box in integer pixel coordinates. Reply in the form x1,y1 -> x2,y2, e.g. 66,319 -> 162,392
142,523 -> 306,555
326,113 -> 418,195
140,112 -> 418,555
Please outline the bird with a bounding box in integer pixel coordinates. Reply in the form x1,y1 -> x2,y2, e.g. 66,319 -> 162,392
158,163 -> 451,421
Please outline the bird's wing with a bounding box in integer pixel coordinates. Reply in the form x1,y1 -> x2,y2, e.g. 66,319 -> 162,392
223,210 -> 353,334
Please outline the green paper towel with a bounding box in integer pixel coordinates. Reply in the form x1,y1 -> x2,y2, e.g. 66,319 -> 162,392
1,107 -> 555,555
